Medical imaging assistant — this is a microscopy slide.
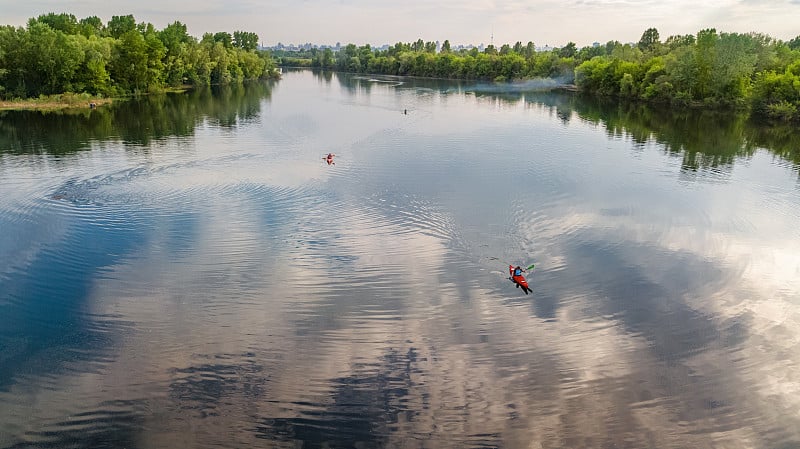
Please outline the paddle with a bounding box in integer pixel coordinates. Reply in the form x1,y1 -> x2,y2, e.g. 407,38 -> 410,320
489,257 -> 535,272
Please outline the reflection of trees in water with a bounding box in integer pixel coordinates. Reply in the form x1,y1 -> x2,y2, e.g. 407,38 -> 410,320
254,347 -> 432,448
524,92 -> 800,174
164,347 -> 431,448
744,123 -> 800,173
169,359 -> 267,419
0,81 -> 275,155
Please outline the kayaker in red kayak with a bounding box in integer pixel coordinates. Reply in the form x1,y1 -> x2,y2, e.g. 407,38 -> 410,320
509,265 -> 531,295
323,153 -> 335,165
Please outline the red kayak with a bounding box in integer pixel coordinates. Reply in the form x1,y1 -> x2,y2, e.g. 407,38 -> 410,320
509,265 -> 531,294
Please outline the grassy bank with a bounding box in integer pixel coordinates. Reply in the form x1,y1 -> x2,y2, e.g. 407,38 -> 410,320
0,93 -> 112,111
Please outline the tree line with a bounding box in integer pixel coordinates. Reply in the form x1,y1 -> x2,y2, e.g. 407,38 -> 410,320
277,30 -> 800,122
0,13 -> 280,100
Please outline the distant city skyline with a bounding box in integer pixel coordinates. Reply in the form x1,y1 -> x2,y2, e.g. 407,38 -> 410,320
1,0 -> 798,48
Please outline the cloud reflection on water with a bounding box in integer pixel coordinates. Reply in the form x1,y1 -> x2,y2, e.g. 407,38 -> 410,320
1,71 -> 800,448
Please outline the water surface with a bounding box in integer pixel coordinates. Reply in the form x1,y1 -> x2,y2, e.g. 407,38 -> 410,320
1,70 -> 800,448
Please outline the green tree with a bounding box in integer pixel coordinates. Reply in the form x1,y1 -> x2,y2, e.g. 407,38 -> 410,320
208,41 -> 231,84
441,39 -> 451,53
321,47 -> 334,68
74,34 -> 113,94
109,30 -> 149,92
664,45 -> 697,103
559,41 -> 577,58
213,32 -> 233,48
524,41 -> 536,58
638,27 -> 660,52
665,34 -> 695,50
107,15 -> 136,39
78,16 -> 105,37
233,31 -> 258,51
24,22 -> 84,95
710,32 -> 757,103
143,24 -> 166,89
30,13 -> 79,35
751,60 -> 800,120
158,21 -> 193,86
694,28 -> 718,99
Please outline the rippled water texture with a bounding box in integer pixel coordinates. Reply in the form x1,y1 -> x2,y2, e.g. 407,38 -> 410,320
1,70 -> 800,448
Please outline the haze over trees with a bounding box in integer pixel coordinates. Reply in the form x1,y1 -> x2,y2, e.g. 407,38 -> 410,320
0,12 -> 279,100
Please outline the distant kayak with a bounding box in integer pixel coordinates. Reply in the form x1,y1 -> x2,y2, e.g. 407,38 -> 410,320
323,153 -> 335,165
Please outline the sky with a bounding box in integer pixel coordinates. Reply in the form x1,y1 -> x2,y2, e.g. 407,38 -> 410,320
1,0 -> 798,48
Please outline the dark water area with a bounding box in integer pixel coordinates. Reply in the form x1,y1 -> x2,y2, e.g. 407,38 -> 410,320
1,69 -> 799,448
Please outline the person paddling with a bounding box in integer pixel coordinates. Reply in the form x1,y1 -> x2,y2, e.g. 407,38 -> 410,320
323,153 -> 335,165
509,265 -> 531,295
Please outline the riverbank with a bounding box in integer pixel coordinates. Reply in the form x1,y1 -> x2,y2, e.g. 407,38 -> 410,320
0,94 -> 112,111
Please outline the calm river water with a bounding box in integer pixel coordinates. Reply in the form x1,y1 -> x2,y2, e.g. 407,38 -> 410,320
1,69 -> 800,448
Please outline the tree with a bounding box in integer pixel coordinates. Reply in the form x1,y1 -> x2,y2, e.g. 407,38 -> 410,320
708,32 -> 758,103
441,39 -> 451,53
208,41 -> 231,84
107,15 -> 136,39
559,42 -> 577,58
638,27 -> 660,52
109,30 -> 149,92
78,16 -> 105,37
524,41 -> 536,58
321,47 -> 334,68
74,34 -> 113,94
21,22 -> 84,95
159,21 -> 192,50
233,31 -> 258,51
213,32 -> 233,48
30,13 -> 79,35
578,44 -> 605,60
665,34 -> 695,50
694,28 -> 718,99
663,44 -> 697,103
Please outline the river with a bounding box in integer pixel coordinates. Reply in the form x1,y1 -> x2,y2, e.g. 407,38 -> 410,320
1,69 -> 799,448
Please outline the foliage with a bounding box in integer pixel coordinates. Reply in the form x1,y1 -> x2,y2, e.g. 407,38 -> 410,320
638,28 -> 660,52
573,28 -> 800,120
4,16 -> 800,122
280,39 -> 577,82
270,29 -> 800,121
0,13 -> 280,100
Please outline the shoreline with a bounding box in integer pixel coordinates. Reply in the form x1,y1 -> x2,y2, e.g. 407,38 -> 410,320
0,97 -> 113,112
